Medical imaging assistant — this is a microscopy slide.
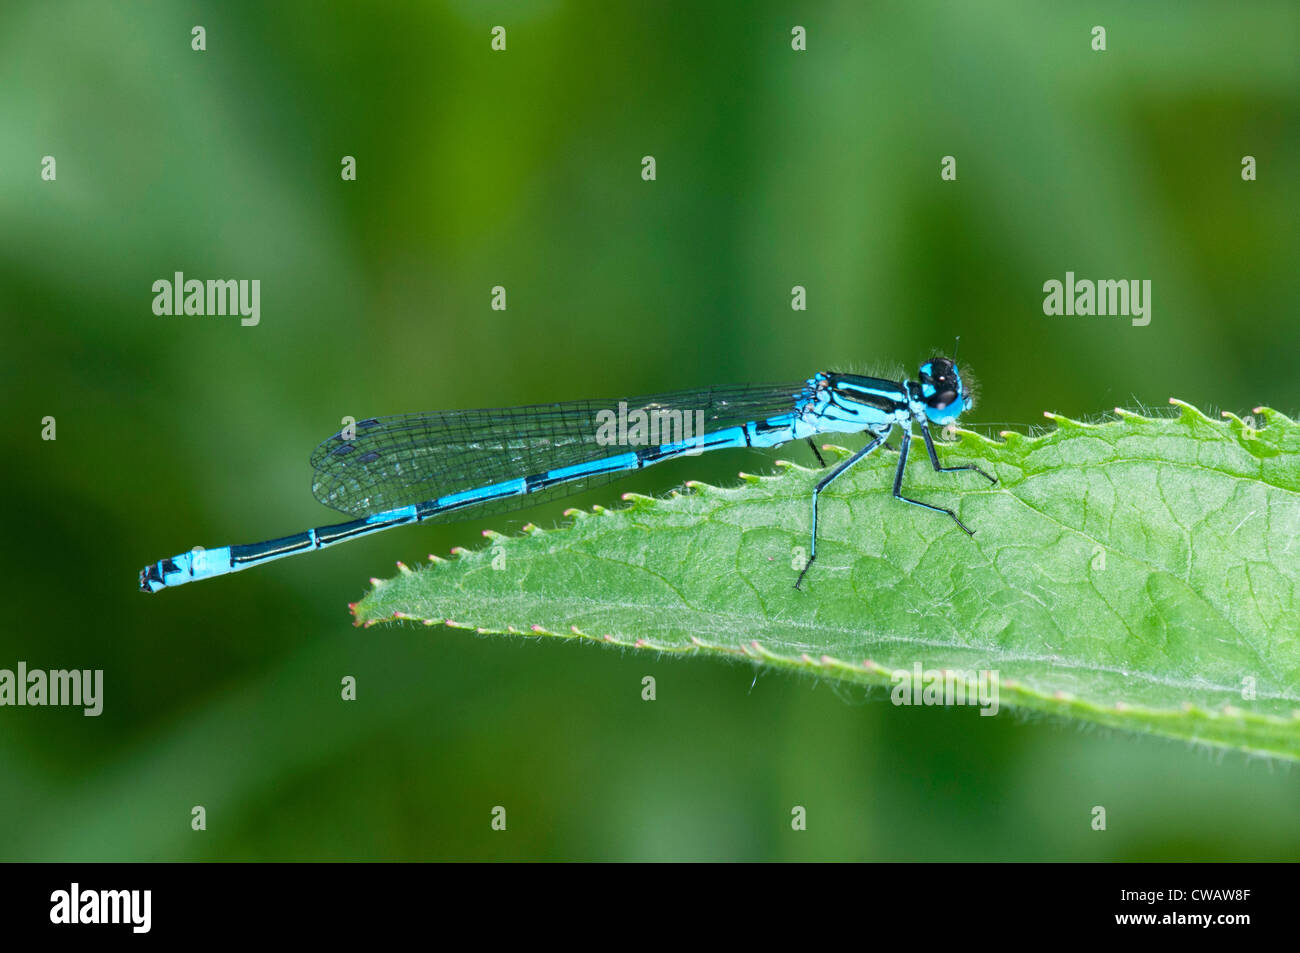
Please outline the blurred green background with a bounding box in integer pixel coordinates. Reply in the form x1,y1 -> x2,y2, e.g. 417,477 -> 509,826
2,1 -> 1298,860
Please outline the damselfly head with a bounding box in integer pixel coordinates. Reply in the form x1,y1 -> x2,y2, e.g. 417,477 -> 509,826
918,357 -> 970,424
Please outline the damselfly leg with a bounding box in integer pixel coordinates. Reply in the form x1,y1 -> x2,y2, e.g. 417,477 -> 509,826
892,426 -> 975,535
794,422 -> 996,590
918,421 -> 996,485
794,434 -> 887,590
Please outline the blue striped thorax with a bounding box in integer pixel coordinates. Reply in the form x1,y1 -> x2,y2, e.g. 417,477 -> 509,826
799,357 -> 970,433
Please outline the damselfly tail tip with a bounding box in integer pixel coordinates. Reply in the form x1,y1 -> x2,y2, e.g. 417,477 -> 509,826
139,565 -> 162,594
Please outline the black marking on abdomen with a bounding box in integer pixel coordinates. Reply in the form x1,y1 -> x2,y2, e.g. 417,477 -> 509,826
231,531 -> 315,564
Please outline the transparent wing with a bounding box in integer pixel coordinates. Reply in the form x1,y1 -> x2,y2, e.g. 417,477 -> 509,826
309,383 -> 804,519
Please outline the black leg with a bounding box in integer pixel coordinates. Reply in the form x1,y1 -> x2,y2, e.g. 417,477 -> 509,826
919,422 -> 996,484
893,428 -> 976,535
794,434 -> 886,590
805,438 -> 826,468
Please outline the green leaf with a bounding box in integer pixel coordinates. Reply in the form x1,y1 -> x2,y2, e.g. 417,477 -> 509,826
354,401 -> 1300,760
